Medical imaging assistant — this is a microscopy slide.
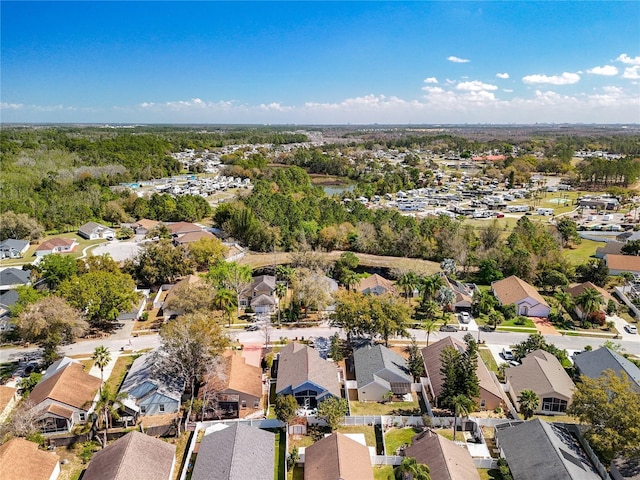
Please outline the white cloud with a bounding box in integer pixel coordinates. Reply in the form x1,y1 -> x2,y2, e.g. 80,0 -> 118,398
522,72 -> 580,85
616,53 -> 640,65
423,77 -> 439,84
496,73 -> 509,79
587,65 -> 618,76
0,102 -> 24,109
421,86 -> 445,93
447,56 -> 470,63
456,80 -> 498,91
503,89 -> 514,93
445,79 -> 456,85
622,65 -> 640,80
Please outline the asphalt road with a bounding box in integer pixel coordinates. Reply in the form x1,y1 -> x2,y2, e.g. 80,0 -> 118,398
4,323 -> 637,364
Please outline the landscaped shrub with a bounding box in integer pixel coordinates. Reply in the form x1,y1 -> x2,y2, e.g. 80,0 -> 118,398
514,316 -> 527,326
588,311 -> 606,326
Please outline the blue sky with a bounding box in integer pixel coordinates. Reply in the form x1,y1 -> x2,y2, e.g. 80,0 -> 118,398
2,1 -> 639,124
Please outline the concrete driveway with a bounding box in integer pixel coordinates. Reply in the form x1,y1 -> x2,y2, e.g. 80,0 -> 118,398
609,315 -> 640,341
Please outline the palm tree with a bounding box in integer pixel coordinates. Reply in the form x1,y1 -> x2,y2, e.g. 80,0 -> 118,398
451,394 -> 474,442
419,274 -> 444,304
94,384 -> 128,448
576,287 -> 604,325
92,346 -> 111,388
343,270 -> 360,292
394,456 -> 431,480
553,291 -> 574,313
213,288 -> 237,327
275,282 -> 287,324
422,320 -> 438,346
518,389 -> 540,420
397,272 -> 419,302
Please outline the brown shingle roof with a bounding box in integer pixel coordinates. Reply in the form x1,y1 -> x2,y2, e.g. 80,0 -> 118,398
506,350 -> 574,405
0,438 -> 60,480
134,219 -> 160,230
201,350 -> 263,400
356,274 -> 397,295
491,275 -> 549,307
45,403 -> 74,419
606,254 -> 640,273
566,282 -> 614,303
83,431 -> 175,480
163,274 -> 202,307
36,237 -> 77,251
29,362 -> 101,410
304,432 -> 373,480
405,430 -> 480,480
174,230 -> 215,244
421,337 -> 502,403
168,221 -> 202,235
0,385 -> 17,414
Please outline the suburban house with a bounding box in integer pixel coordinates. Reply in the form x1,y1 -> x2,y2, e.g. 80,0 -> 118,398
605,254 -> 640,276
421,336 -> 504,410
0,290 -> 19,331
34,238 -> 78,257
303,432 -> 374,480
0,385 -> 18,422
191,423 -> 274,480
120,352 -> 185,417
167,221 -> 203,237
172,230 -> 216,246
0,239 -> 29,259
82,431 -> 176,480
439,273 -> 476,311
78,222 -> 115,240
491,275 -> 550,317
239,275 -> 277,313
161,274 -> 201,318
573,347 -> 640,390
199,350 -> 265,418
0,267 -> 31,290
505,350 -> 574,415
29,359 -> 101,433
352,344 -> 412,402
595,241 -> 623,259
566,282 -> 615,318
495,419 -> 602,480
275,342 -> 341,408
132,218 -> 160,235
404,429 -> 480,480
355,273 -> 397,296
0,437 -> 61,480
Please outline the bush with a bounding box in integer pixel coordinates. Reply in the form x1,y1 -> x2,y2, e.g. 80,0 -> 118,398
494,406 -> 503,415
588,311 -> 606,326
514,316 -> 527,326
606,300 -> 618,315
140,312 -> 149,322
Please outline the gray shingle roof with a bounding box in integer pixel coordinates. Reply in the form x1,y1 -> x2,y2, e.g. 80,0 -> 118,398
275,342 -> 341,398
353,344 -> 411,389
121,352 -> 185,402
83,431 -> 176,480
573,347 -> 640,389
0,239 -> 29,252
495,419 -> 601,480
191,423 -> 274,480
0,268 -> 31,287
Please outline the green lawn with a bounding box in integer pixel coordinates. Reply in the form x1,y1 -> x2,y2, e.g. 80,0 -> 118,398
274,429 -> 286,480
434,428 -> 455,441
287,466 -> 304,480
500,317 -> 535,328
104,355 -> 136,392
337,425 -> 377,447
478,348 -> 499,374
0,233 -> 107,267
384,427 -> 421,455
373,466 -> 394,480
349,400 -> 421,416
496,326 -> 538,333
562,239 -> 600,265
478,469 -> 502,480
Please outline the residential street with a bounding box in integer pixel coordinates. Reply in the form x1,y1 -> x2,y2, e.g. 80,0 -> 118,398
2,323 -> 638,364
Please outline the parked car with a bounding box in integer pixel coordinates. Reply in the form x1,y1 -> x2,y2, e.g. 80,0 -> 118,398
502,348 -> 514,360
440,324 -> 459,332
244,324 -> 259,331
458,312 -> 471,324
625,324 -> 638,334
